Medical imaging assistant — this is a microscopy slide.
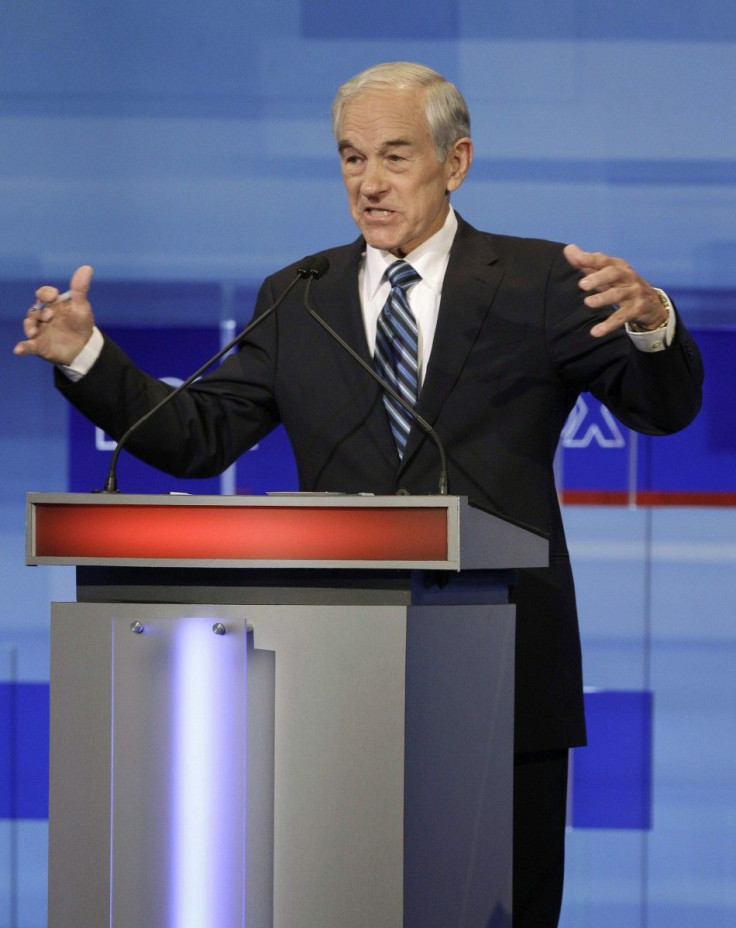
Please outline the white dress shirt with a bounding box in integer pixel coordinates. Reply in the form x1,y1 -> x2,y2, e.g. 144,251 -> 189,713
359,209 -> 458,386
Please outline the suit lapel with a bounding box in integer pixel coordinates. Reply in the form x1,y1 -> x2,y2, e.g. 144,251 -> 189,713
306,220 -> 507,478
307,238 -> 367,359
399,218 -> 505,469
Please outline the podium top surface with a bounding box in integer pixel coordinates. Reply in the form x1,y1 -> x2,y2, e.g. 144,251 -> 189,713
26,492 -> 548,572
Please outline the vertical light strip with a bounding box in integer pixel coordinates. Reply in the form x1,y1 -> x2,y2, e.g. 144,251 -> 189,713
170,619 -> 242,927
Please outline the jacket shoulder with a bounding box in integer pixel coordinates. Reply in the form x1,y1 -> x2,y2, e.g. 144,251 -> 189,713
455,215 -> 566,264
262,238 -> 364,289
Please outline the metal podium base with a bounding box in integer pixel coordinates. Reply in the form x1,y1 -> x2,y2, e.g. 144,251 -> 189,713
49,598 -> 514,928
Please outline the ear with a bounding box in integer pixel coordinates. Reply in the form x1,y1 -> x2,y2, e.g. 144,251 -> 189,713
445,138 -> 473,193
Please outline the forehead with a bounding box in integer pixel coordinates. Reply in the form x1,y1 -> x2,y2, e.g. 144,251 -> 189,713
339,87 -> 431,146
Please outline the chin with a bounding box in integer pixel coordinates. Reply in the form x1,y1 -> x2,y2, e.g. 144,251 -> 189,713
362,230 -> 404,253
357,221 -> 400,251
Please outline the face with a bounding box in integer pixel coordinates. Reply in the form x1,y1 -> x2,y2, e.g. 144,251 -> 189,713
337,87 -> 471,257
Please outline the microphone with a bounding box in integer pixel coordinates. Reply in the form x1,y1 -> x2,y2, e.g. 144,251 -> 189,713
298,254 -> 329,280
100,258 -> 322,493
302,260 -> 449,495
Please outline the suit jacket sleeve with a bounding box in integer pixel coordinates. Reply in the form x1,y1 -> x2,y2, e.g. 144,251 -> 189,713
54,276 -> 285,478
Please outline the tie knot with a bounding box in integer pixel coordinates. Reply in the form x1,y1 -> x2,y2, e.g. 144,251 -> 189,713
386,260 -> 421,292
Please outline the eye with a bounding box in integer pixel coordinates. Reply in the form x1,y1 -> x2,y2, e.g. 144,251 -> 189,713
340,150 -> 362,167
342,157 -> 364,174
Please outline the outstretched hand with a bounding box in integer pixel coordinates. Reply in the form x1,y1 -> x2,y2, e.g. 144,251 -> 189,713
564,244 -> 668,338
14,266 -> 95,365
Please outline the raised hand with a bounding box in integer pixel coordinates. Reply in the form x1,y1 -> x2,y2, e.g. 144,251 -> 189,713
564,244 -> 668,338
14,266 -> 96,365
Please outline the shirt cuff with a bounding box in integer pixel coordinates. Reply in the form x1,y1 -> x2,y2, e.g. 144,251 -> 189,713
57,326 -> 104,381
625,289 -> 676,353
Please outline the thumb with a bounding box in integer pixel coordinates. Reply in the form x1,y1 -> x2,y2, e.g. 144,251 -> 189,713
70,265 -> 94,303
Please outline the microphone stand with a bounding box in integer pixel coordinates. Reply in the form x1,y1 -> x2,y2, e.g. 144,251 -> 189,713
100,263 -> 319,493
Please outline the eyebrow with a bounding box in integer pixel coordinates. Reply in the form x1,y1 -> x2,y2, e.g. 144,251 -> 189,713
338,137 -> 415,153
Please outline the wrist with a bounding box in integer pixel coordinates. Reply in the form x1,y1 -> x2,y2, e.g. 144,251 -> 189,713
57,327 -> 104,381
628,290 -> 670,332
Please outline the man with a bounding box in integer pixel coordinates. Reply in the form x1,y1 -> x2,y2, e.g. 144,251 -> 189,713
16,62 -> 703,926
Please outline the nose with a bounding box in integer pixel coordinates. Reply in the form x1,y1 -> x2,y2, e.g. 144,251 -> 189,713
361,159 -> 389,198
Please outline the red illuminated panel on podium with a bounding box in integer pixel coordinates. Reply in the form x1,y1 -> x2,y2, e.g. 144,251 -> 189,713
33,504 -> 448,562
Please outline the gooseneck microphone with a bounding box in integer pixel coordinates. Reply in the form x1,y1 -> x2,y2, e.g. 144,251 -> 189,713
302,261 -> 449,495
100,257 -> 327,493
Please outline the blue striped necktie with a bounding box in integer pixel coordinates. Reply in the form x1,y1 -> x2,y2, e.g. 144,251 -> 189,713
374,259 -> 422,458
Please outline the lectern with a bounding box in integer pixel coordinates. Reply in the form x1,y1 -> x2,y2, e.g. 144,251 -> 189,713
27,492 -> 547,928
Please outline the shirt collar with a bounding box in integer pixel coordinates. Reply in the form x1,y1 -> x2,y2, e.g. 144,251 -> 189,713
363,208 -> 458,300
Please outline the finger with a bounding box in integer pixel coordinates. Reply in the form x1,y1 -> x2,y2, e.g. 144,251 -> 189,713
34,284 -> 60,304
70,265 -> 94,303
22,315 -> 41,337
563,243 -> 610,272
579,267 -> 625,294
581,263 -> 630,293
26,303 -> 56,324
582,284 -> 633,308
565,244 -> 627,277
563,243 -> 586,268
13,338 -> 39,357
590,310 -> 630,338
579,250 -> 625,271
563,243 -> 604,276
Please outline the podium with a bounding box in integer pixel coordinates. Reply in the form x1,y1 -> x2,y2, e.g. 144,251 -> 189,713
27,492 -> 548,928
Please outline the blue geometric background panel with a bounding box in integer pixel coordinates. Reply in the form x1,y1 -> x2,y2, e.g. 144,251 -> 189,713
302,0 -> 458,39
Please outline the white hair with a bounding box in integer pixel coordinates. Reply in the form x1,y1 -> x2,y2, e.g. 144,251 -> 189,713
331,62 -> 471,162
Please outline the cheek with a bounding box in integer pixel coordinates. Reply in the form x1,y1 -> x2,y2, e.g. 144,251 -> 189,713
341,175 -> 359,197
407,191 -> 435,224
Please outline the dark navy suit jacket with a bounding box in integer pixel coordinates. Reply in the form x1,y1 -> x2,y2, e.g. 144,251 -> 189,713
57,216 -> 703,752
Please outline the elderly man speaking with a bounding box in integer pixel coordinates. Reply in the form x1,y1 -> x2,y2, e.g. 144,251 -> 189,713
16,62 -> 703,927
